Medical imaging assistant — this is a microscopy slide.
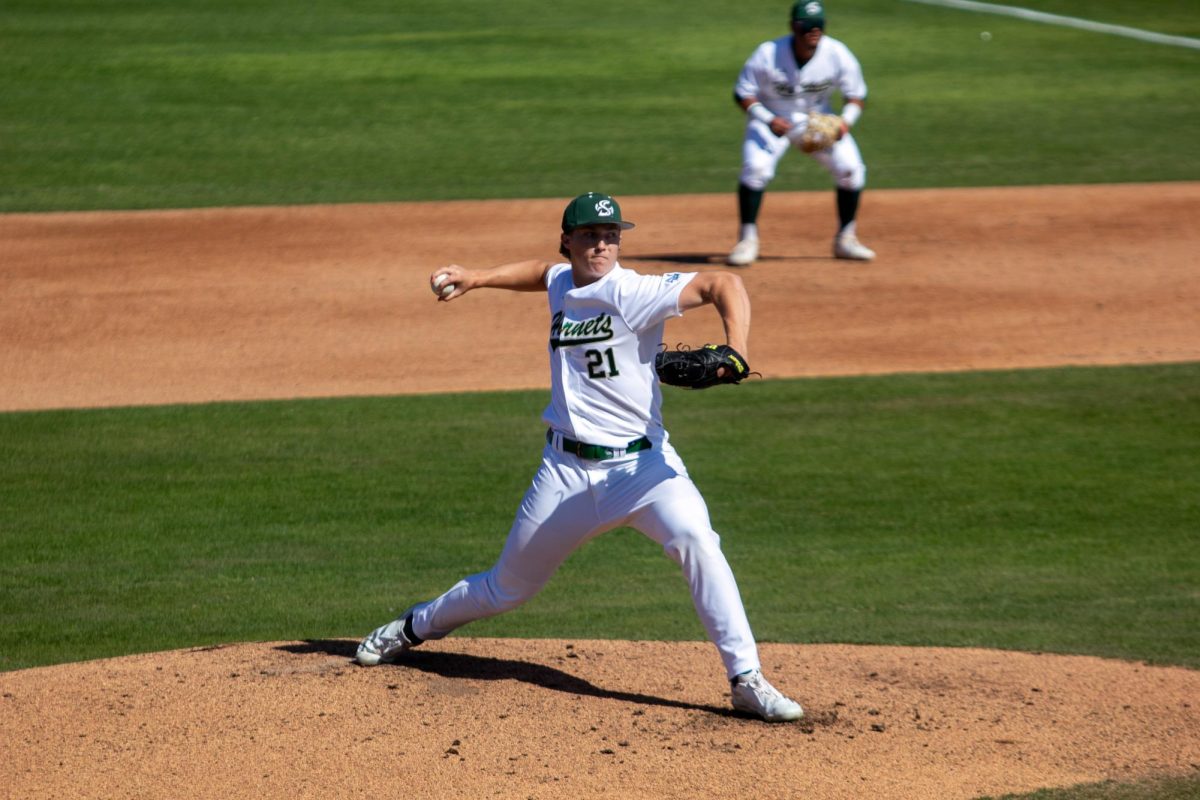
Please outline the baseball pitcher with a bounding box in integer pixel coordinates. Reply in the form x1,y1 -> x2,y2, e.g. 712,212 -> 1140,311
354,192 -> 803,723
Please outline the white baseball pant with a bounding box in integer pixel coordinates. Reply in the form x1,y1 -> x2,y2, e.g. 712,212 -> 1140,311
408,439 -> 762,678
740,118 -> 867,191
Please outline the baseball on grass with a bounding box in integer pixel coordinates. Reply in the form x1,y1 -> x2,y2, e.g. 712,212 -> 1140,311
980,31 -> 992,41
432,273 -> 455,297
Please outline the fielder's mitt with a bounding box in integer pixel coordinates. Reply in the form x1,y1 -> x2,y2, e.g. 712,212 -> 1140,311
791,112 -> 842,153
655,344 -> 751,390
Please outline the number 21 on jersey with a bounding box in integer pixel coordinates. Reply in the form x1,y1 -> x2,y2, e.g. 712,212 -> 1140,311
585,347 -> 619,379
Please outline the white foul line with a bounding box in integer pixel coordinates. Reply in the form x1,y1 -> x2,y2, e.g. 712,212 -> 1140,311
901,0 -> 1200,50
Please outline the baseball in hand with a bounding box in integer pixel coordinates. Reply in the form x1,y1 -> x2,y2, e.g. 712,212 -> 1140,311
432,273 -> 456,297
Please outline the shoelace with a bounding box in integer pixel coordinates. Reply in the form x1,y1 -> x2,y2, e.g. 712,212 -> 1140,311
367,627 -> 402,654
739,672 -> 785,700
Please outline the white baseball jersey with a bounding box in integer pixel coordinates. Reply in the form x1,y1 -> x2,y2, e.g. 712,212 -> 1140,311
408,260 -> 763,679
735,34 -> 866,117
541,261 -> 696,448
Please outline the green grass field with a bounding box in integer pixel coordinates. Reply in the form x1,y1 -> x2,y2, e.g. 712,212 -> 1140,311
2,2 -> 1198,797
985,776 -> 1200,800
3,364 -> 1196,674
1,0 -> 1197,211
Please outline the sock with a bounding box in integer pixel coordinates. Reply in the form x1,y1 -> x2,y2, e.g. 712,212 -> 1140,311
836,188 -> 861,233
731,668 -> 757,686
403,614 -> 424,645
738,184 -> 764,237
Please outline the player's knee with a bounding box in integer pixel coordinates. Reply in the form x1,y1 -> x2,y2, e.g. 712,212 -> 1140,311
836,163 -> 866,191
483,566 -> 541,613
662,528 -> 722,567
739,165 -> 773,192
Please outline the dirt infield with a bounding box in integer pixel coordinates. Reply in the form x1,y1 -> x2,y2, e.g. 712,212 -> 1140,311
1,184 -> 1198,798
2,183 -> 1198,411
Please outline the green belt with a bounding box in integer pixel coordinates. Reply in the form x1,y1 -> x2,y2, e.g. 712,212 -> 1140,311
547,429 -> 652,460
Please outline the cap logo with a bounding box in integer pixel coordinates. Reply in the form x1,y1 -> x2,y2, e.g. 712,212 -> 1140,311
594,199 -> 615,217
804,1 -> 823,14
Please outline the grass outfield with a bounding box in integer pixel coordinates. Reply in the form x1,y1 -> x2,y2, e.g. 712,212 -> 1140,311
2,0 -> 1198,211
986,776 -> 1200,800
2,363 -> 1196,675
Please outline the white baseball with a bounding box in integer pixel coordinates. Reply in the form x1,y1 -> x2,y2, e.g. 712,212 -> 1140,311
432,274 -> 456,297
980,31 -> 992,41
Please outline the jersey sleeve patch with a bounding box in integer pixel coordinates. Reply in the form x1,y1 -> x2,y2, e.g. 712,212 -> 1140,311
622,271 -> 696,333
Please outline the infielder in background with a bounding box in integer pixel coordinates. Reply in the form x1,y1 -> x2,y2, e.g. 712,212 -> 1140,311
355,192 -> 803,723
727,0 -> 875,266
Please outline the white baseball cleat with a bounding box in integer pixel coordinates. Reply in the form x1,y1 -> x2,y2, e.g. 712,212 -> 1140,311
355,605 -> 421,666
833,232 -> 876,261
730,669 -> 804,722
726,238 -> 760,267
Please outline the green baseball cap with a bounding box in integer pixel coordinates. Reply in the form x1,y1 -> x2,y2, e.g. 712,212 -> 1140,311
791,0 -> 825,24
561,192 -> 635,232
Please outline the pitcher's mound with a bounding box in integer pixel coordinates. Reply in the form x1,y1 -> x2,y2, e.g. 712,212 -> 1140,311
3,638 -> 1198,799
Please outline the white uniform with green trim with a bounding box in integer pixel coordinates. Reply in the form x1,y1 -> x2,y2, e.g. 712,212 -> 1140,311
544,261 -> 688,446
736,33 -> 868,191
409,261 -> 762,679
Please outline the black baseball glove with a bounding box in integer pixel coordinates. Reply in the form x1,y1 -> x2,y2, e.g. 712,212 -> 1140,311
655,344 -> 751,390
